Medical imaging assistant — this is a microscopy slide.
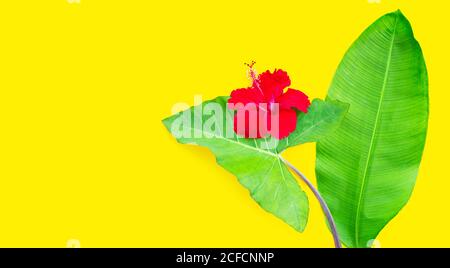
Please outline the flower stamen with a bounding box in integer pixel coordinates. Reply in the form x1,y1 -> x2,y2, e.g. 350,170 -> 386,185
245,61 -> 265,98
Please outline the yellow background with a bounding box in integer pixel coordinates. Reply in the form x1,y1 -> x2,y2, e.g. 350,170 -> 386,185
0,0 -> 448,247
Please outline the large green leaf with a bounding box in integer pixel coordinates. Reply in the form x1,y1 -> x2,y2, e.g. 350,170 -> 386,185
163,96 -> 347,232
316,10 -> 429,248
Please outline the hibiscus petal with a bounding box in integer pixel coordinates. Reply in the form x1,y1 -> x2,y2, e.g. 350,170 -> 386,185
258,69 -> 291,99
228,87 -> 265,108
269,109 -> 297,140
233,108 -> 270,139
278,88 -> 310,113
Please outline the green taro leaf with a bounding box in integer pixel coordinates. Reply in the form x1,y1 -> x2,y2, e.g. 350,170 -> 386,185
163,96 -> 309,231
163,96 -> 347,232
316,10 -> 428,248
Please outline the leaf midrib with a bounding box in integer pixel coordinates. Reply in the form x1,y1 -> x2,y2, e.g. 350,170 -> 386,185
191,127 -> 278,158
354,13 -> 399,247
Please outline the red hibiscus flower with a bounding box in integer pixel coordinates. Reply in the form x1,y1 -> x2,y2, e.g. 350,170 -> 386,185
228,63 -> 310,140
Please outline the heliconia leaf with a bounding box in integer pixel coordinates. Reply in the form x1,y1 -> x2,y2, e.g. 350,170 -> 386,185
162,96 -> 310,232
316,10 -> 429,247
277,99 -> 349,152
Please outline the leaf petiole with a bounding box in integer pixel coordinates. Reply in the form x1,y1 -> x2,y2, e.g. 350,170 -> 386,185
280,156 -> 342,248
